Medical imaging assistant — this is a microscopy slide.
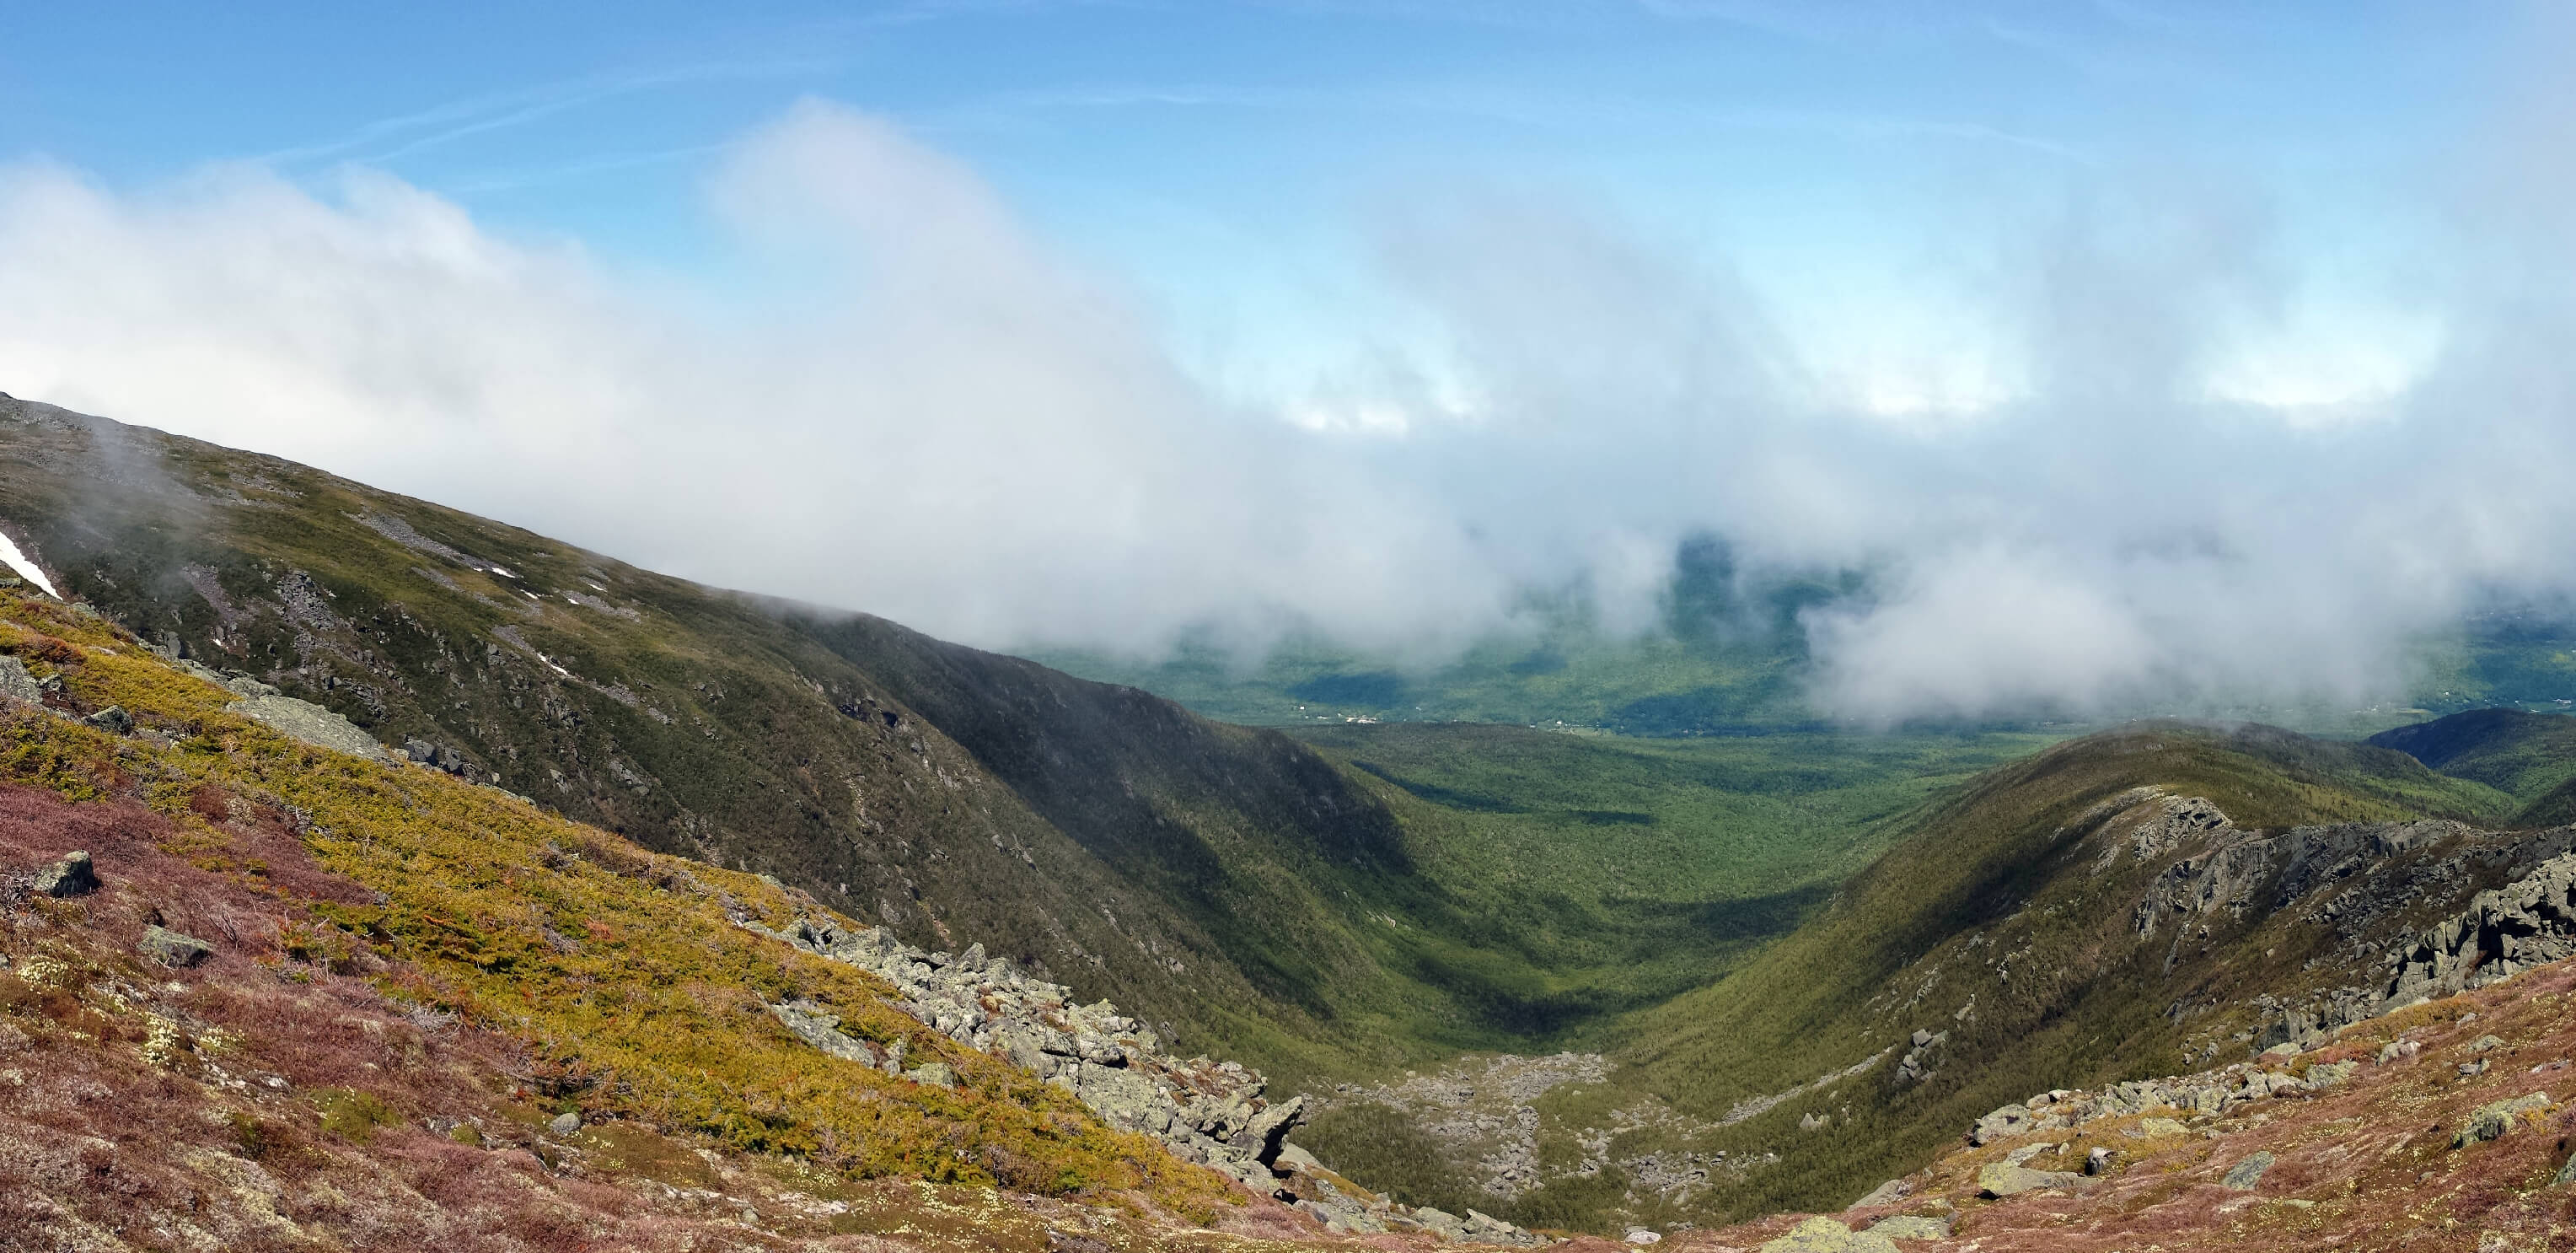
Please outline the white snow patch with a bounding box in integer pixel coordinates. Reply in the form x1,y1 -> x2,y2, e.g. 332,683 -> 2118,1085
486,564 -> 518,579
0,530 -> 62,598
534,652 -> 573,679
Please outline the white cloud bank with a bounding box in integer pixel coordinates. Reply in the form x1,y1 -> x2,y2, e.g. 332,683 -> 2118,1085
4,92 -> 2576,724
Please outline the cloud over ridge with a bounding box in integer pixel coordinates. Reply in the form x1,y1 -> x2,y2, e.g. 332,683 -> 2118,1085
4,91 -> 2576,723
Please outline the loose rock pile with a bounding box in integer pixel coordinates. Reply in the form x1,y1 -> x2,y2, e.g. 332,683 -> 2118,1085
743,915 -> 1546,1244
1966,1050 -> 2368,1148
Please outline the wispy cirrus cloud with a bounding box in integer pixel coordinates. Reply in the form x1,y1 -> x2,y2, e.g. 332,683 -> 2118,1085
253,56 -> 845,170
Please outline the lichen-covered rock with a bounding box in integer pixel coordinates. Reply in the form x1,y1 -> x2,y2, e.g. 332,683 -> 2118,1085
743,912 -> 1551,1243
1969,1103 -> 2034,1145
137,924 -> 212,967
2389,852 -> 2576,1005
1867,1214 -> 1951,1240
79,704 -> 131,734
1977,1160 -> 2082,1197
747,919 -> 1279,1173
1759,1216 -> 1901,1252
2303,1061 -> 2359,1090
767,1000 -> 888,1067
178,659 -> 388,760
2454,1091 -> 2552,1148
2219,1150 -> 2274,1190
0,655 -> 40,705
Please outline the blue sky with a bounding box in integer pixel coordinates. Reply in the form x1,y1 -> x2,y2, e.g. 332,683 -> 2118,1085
0,1 -> 2500,387
2,2 -> 2568,721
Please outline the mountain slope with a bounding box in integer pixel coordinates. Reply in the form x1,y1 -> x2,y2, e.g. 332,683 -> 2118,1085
1287,720 -> 2541,1231
0,393 -> 1513,1085
1692,954 -> 2576,1251
0,584 -> 1284,1249
2367,707 -> 2576,803
1607,723 -> 2521,1218
3,391 -> 1948,1100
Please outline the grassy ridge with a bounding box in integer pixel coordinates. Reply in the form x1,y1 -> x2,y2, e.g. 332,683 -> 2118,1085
1595,723 -> 2513,1220
0,588 -> 1230,1206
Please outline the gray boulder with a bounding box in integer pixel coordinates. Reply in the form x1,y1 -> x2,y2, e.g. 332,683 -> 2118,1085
1759,1217 -> 1901,1252
767,1001 -> 883,1066
2220,1150 -> 2274,1190
549,1110 -> 582,1136
1969,1103 -> 2035,1145
2455,1092 -> 2552,1148
177,659 -> 387,760
33,850 -> 99,897
0,656 -> 42,705
138,924 -> 212,967
233,693 -> 386,759
1236,1094 -> 1306,1164
1977,1159 -> 2081,1197
79,705 -> 132,734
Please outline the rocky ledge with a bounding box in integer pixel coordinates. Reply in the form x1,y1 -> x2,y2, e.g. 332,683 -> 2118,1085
743,914 -> 1546,1245
1962,1049 -> 2365,1153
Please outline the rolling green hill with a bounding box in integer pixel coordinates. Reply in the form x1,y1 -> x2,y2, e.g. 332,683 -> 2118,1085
2365,707 -> 2576,798
2364,707 -> 2576,828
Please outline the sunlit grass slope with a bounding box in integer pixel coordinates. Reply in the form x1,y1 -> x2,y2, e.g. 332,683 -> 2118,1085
0,588 -> 1231,1207
1597,723 -> 2513,1221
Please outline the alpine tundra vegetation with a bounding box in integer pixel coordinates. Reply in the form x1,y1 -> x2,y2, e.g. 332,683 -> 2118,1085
19,395 -> 2576,1249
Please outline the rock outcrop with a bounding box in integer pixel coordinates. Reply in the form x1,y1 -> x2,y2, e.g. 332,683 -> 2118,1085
2388,851 -> 2576,1006
1962,1051 -> 2380,1149
744,916 -> 1295,1190
743,914 -> 1546,1243
177,659 -> 389,761
2452,1091 -> 2552,1148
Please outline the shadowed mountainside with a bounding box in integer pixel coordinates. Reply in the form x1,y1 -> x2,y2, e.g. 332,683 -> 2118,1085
0,392 -> 2011,1100
0,393 -> 1521,1085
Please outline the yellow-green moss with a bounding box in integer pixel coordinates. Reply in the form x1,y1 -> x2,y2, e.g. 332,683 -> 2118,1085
0,589 -> 1231,1208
